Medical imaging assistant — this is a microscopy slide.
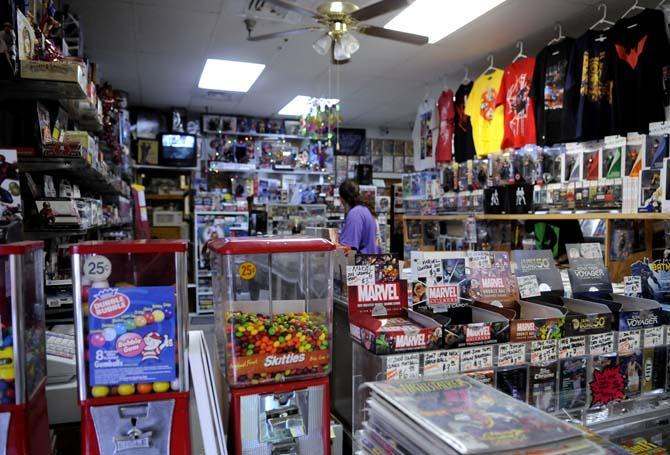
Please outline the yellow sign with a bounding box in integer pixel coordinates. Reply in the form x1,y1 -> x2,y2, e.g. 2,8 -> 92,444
239,261 -> 257,280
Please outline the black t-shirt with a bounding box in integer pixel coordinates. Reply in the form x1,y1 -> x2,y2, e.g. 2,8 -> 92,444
454,82 -> 476,163
610,8 -> 670,134
566,30 -> 616,141
531,38 -> 577,145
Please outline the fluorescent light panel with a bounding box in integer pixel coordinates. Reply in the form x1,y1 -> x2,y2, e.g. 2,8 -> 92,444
278,95 -> 340,116
384,0 -> 507,44
198,58 -> 265,92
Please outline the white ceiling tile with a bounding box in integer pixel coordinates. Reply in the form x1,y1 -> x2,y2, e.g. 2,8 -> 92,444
67,0 -> 136,53
134,0 -> 223,14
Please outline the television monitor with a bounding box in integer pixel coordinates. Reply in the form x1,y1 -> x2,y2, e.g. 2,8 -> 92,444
334,128 -> 366,156
159,133 -> 197,167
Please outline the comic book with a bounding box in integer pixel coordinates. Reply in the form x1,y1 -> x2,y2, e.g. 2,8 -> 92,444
558,357 -> 588,410
366,376 -> 582,454
631,258 -> 670,306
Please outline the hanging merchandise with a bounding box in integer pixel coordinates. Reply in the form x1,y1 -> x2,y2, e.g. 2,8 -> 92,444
412,97 -> 437,171
566,29 -> 616,141
531,38 -> 577,145
436,89 -> 455,162
609,8 -> 670,134
465,68 -> 505,157
496,56 -> 537,149
454,81 -> 477,163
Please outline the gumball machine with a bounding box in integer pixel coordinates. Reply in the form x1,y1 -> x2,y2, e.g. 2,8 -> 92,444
209,237 -> 335,455
0,242 -> 50,455
70,240 -> 190,455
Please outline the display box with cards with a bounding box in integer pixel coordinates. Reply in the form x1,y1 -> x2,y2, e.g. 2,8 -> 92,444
35,198 -> 81,227
347,254 -> 442,355
505,299 -> 566,342
468,251 -> 521,315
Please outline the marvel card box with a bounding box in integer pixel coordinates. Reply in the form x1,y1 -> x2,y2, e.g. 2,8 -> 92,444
501,299 -> 566,342
467,251 -> 520,314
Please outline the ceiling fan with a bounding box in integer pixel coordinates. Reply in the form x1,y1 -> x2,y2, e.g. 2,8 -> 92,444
246,0 -> 429,64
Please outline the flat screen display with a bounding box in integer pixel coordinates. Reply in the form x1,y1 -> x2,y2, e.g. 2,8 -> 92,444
159,133 -> 197,166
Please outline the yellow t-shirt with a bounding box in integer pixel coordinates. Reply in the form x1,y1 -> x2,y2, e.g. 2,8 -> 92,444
464,69 -> 504,157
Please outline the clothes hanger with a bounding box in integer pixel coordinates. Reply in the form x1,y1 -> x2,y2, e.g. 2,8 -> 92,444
590,3 -> 614,30
512,41 -> 527,62
621,0 -> 644,18
462,67 -> 471,84
547,22 -> 565,45
484,54 -> 496,75
657,0 -> 667,8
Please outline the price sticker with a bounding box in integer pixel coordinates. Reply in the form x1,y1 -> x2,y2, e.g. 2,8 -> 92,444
423,350 -> 460,377
83,255 -> 112,281
590,332 -> 615,355
415,258 -> 442,279
644,326 -> 664,348
530,339 -> 557,363
517,275 -> 541,299
618,330 -> 641,354
558,336 -> 586,359
460,346 -> 493,372
346,265 -> 375,286
497,343 -> 527,367
239,261 -> 257,280
385,354 -> 420,380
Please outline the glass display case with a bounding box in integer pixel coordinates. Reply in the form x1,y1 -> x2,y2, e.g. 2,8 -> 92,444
210,237 -> 335,387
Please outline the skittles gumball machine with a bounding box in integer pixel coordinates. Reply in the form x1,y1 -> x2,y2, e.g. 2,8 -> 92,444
70,240 -> 190,455
0,242 -> 50,455
210,237 -> 335,455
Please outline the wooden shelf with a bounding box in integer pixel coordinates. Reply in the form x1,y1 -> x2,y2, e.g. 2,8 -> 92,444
132,164 -> 198,171
145,193 -> 188,201
403,212 -> 670,221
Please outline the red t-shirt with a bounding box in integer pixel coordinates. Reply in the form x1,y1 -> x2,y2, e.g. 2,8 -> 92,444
495,58 -> 537,149
436,90 -> 455,162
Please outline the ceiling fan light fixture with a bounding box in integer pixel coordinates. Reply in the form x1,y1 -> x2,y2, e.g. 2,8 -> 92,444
339,32 -> 359,55
312,34 -> 332,55
333,40 -> 351,61
329,1 -> 344,13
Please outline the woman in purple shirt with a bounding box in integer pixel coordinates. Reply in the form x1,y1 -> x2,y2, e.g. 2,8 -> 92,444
338,179 -> 380,254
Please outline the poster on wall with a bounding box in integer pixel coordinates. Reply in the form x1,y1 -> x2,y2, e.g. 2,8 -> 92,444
413,99 -> 436,171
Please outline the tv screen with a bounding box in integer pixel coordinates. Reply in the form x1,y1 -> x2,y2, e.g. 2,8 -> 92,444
334,128 -> 366,156
159,133 -> 197,167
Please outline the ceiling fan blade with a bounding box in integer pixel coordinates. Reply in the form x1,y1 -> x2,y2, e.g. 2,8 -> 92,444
357,25 -> 428,45
248,26 -> 319,41
262,0 -> 322,19
350,0 -> 412,22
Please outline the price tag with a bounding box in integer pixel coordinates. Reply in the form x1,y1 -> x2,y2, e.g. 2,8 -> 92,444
415,258 -> 442,279
517,275 -> 541,299
422,350 -> 460,377
644,327 -> 664,348
385,354 -> 420,380
590,332 -> 615,355
346,265 -> 375,286
618,330 -> 641,354
83,255 -> 112,281
623,276 -> 642,296
530,339 -> 557,363
460,346 -> 493,372
497,343 -> 527,367
558,336 -> 586,359
239,261 -> 257,280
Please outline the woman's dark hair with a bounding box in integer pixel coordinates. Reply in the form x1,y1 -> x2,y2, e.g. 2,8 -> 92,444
339,179 -> 376,217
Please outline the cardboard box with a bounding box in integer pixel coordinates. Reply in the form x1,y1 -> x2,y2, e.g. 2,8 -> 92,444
20,60 -> 87,93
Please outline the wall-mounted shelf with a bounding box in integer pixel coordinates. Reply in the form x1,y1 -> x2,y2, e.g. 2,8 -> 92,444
132,164 -> 198,171
403,212 -> 670,221
145,193 -> 188,201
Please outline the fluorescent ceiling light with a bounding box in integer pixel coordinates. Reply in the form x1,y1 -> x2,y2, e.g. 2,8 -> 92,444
198,58 -> 265,92
278,95 -> 340,116
384,0 -> 507,44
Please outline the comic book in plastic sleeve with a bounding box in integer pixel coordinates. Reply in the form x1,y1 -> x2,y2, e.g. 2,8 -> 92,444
365,376 -> 583,454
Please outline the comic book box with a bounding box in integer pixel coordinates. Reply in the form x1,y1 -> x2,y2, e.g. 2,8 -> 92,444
0,242 -> 50,455
209,237 -> 335,455
70,240 -> 190,455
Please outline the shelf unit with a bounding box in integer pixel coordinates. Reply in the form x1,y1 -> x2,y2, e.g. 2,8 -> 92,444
132,164 -> 199,171
24,222 -> 132,240
403,211 -> 667,282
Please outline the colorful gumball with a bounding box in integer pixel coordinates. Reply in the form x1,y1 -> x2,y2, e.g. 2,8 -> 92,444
102,327 -> 117,342
82,286 -> 90,301
163,306 -> 173,319
117,384 -> 135,396
124,319 -> 136,331
1,335 -> 11,347
170,378 -> 180,391
91,386 -> 109,398
152,382 -> 170,393
152,309 -> 165,323
89,333 -> 106,348
114,322 -> 127,336
137,383 -> 153,394
143,311 -> 155,324
134,315 -> 147,328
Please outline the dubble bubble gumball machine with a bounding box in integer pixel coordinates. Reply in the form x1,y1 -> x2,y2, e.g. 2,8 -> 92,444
210,237 -> 335,455
0,242 -> 50,454
71,240 -> 190,455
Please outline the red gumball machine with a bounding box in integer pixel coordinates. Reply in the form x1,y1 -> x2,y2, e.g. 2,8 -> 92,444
70,240 -> 190,455
209,237 -> 335,455
0,242 -> 50,455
